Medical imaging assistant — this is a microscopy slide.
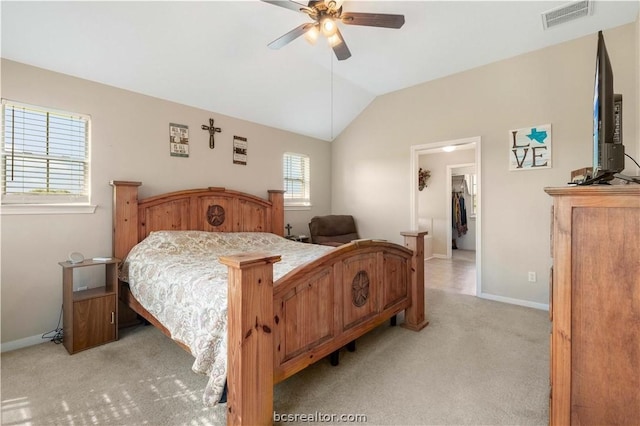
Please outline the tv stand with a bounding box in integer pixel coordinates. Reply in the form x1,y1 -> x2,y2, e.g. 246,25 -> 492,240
545,185 -> 640,425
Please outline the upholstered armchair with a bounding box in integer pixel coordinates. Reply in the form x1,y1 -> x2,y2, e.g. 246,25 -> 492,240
308,215 -> 359,246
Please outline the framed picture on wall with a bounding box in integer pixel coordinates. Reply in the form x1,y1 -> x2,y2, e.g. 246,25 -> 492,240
170,123 -> 189,158
233,136 -> 247,165
509,124 -> 551,170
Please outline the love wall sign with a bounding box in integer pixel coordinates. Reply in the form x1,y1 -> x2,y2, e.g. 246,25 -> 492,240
509,124 -> 551,170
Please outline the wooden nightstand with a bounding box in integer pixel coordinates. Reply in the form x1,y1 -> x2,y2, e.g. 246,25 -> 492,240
59,258 -> 120,354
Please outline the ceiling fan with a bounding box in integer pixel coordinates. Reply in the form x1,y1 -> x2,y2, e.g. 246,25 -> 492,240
261,0 -> 405,61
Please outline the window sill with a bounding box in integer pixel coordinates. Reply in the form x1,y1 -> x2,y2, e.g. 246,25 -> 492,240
285,205 -> 312,211
0,204 -> 97,215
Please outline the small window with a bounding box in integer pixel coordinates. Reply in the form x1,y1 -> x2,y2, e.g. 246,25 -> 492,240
465,173 -> 477,217
1,100 -> 90,205
283,152 -> 310,208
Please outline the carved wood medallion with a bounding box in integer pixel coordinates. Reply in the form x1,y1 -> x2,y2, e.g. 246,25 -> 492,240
351,270 -> 370,307
206,204 -> 226,226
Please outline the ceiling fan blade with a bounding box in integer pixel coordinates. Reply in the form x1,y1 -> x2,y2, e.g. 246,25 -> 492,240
260,0 -> 312,13
331,27 -> 351,61
268,23 -> 316,49
340,12 -> 405,29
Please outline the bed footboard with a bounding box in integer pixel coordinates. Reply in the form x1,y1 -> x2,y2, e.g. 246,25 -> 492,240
112,181 -> 427,426
221,232 -> 427,426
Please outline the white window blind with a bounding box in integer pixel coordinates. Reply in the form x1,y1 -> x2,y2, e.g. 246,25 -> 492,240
2,100 -> 90,204
283,152 -> 310,207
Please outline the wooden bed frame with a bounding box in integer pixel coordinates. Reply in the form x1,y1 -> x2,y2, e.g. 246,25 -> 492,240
111,181 -> 428,425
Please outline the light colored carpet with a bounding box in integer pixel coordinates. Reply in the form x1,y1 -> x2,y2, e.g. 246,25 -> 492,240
1,289 -> 549,425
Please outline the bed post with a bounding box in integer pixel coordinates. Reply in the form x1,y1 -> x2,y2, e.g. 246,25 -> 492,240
400,231 -> 429,331
219,253 -> 281,426
110,181 -> 142,261
268,190 -> 285,236
111,181 -> 143,327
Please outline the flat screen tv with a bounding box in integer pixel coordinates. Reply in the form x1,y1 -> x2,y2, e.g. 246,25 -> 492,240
587,30 -> 625,184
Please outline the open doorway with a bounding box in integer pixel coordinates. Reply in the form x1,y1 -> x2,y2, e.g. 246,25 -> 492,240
410,137 -> 481,296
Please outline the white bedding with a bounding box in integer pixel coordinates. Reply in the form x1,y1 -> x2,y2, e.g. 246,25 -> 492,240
120,231 -> 333,406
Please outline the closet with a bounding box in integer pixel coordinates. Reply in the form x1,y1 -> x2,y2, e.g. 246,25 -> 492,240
451,174 -> 473,250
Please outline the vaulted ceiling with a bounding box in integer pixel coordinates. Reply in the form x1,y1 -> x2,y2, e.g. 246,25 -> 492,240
2,1 -> 637,141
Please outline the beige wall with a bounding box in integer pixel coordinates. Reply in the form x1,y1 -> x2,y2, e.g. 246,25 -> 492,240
332,23 -> 638,307
2,22 -> 638,345
0,60 -> 331,345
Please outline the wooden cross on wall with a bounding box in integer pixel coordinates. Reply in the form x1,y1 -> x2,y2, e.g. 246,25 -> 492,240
201,118 -> 222,149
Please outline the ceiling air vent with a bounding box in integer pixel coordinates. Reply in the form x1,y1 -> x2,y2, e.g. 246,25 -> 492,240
541,1 -> 593,30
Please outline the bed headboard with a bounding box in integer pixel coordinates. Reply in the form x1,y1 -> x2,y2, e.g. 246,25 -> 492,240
110,181 -> 285,261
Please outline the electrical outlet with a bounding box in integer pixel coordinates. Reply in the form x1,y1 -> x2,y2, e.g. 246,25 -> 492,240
77,285 -> 88,291
528,272 -> 536,282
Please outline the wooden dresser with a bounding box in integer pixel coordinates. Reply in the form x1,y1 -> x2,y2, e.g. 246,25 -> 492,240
545,185 -> 639,425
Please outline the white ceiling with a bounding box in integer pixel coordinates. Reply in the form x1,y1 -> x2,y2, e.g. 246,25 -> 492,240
1,1 -> 637,141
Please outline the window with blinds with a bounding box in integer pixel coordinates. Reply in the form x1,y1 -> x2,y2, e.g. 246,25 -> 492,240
283,152 -> 310,207
2,100 -> 90,204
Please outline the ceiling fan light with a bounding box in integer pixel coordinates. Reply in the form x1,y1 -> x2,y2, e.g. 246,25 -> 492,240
321,18 -> 337,37
327,34 -> 342,47
305,26 -> 319,44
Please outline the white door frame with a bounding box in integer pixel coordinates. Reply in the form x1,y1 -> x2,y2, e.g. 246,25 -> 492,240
409,136 -> 482,296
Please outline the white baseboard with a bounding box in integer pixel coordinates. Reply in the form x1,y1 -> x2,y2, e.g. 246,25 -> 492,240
432,254 -> 448,259
1,333 -> 48,353
479,292 -> 549,311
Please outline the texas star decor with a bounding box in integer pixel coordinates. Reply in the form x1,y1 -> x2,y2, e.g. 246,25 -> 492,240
509,124 -> 551,170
